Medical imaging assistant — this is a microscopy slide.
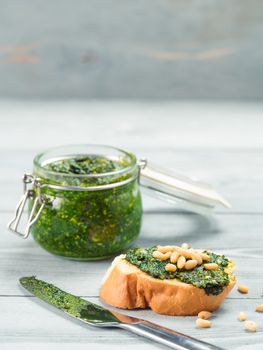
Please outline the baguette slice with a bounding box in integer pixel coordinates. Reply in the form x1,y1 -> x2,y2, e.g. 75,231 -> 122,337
100,254 -> 236,316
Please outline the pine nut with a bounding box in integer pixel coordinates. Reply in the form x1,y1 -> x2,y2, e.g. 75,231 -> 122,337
255,304 -> 263,312
200,253 -> 210,261
152,251 -> 171,261
184,259 -> 198,270
177,248 -> 193,259
165,263 -> 177,272
244,320 -> 257,332
170,251 -> 180,264
177,255 -> 186,269
196,318 -> 212,328
238,311 -> 247,321
204,263 -> 218,271
152,250 -> 163,259
237,284 -> 249,294
190,251 -> 203,265
198,311 -> 212,320
162,252 -> 172,260
181,243 -> 189,249
157,245 -> 177,253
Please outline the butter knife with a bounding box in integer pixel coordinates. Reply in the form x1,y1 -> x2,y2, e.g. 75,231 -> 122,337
20,276 -> 225,350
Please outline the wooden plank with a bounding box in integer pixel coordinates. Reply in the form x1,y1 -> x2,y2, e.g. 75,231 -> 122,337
2,147 -> 263,212
1,211 -> 263,297
0,297 -> 262,349
1,101 -> 263,149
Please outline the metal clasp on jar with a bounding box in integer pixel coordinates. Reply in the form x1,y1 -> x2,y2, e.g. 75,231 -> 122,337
8,173 -> 45,239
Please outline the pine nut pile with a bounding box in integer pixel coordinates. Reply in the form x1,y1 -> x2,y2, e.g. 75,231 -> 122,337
196,285 -> 263,332
236,285 -> 263,333
152,243 -> 262,333
152,243 -> 217,272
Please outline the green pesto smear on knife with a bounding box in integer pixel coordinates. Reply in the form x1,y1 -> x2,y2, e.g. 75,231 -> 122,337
19,276 -> 119,324
125,247 -> 231,295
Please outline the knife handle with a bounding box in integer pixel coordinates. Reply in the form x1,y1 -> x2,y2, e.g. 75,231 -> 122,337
120,321 -> 225,350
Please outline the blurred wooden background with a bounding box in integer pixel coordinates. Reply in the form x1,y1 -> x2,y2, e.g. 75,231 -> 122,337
0,0 -> 262,99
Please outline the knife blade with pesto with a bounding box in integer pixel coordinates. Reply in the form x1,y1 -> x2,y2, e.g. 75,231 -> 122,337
19,276 -> 224,350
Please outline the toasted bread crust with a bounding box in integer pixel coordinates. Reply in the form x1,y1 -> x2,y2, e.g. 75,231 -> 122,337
100,255 -> 236,316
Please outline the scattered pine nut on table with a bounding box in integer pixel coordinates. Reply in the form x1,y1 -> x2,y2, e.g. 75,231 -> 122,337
244,321 -> 257,332
238,312 -> 247,321
255,304 -> 263,312
196,318 -> 212,328
237,285 -> 249,294
198,311 -> 212,320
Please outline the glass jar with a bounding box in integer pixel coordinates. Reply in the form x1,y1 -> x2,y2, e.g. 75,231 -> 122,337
8,144 -> 230,260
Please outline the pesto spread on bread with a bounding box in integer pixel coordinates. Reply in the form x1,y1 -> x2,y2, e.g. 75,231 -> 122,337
125,245 -> 231,295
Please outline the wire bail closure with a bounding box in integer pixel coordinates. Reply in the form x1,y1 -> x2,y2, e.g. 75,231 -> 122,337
7,173 -> 45,239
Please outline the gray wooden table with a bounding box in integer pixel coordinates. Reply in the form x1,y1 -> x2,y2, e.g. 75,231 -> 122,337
1,100 -> 263,350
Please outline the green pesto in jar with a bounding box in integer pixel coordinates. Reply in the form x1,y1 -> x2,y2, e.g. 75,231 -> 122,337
30,154 -> 142,260
45,156 -> 128,178
125,247 -> 230,295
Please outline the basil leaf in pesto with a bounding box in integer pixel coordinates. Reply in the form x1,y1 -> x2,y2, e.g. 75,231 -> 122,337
45,156 -> 122,176
125,247 -> 230,295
